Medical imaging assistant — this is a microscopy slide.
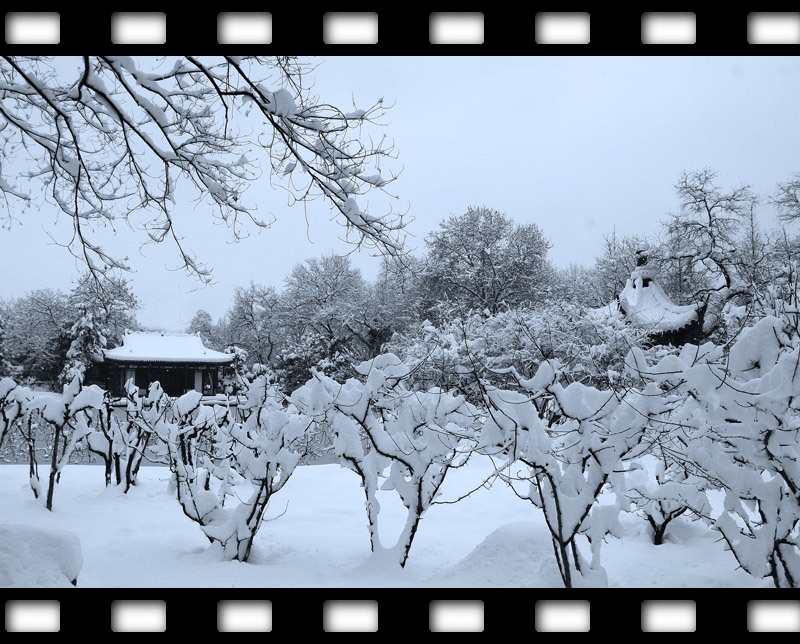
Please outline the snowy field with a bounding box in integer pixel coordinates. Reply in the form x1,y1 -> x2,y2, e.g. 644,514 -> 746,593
0,458 -> 767,588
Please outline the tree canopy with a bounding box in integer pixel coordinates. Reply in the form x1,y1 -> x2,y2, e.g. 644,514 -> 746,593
0,56 -> 405,283
421,206 -> 553,315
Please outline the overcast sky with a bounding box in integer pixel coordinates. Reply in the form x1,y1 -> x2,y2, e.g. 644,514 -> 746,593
2,56 -> 800,330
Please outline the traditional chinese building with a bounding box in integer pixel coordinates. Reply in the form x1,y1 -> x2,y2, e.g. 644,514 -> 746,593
617,253 -> 704,347
101,331 -> 233,396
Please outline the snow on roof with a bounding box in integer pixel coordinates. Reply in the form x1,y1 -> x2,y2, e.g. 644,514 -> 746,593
618,269 -> 699,333
104,331 -> 233,364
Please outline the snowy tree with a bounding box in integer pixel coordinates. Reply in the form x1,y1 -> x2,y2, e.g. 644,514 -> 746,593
386,303 -> 651,403
0,377 -> 44,498
226,283 -> 283,364
0,56 -> 404,282
163,379 -> 313,562
4,289 -> 71,387
283,253 -> 366,341
374,255 -> 424,333
0,312 -> 9,376
27,376 -> 106,510
68,273 -> 139,348
624,456 -> 712,546
670,169 -> 756,287
58,310 -> 107,387
592,230 -> 654,305
222,345 -> 250,396
772,171 -> 800,223
81,391 -> 126,487
342,281 -> 397,362
276,333 -> 353,393
292,378 -> 384,552
297,354 -> 480,567
187,310 -> 215,343
18,409 -> 43,499
627,314 -> 800,587
733,209 -> 775,298
421,206 -> 553,315
476,360 -> 665,588
4,281 -> 131,387
662,169 -> 758,334
223,259 -> 405,385
272,254 -> 371,388
118,379 -> 172,492
0,377 -> 30,452
551,263 -> 601,308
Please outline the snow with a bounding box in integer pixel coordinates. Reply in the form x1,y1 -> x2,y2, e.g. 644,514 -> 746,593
728,316 -> 783,379
174,390 -> 202,418
29,392 -> 66,425
441,522 -> 562,587
104,331 -> 233,364
0,459 -> 765,588
552,381 -> 615,420
619,269 -> 699,333
0,377 -> 17,399
69,384 -> 104,414
261,88 -> 297,117
0,524 -> 83,587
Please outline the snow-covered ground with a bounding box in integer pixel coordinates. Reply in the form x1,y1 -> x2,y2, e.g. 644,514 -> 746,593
0,458 -> 767,588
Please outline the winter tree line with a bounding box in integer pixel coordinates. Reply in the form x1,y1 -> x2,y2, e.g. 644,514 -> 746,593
2,168 -> 800,588
3,168 -> 799,392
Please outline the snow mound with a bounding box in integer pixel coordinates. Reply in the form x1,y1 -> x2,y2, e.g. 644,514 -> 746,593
442,522 -> 562,587
0,524 -> 83,587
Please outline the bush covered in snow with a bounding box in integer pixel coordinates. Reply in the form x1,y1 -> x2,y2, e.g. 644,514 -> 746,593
294,353 -> 480,567
2,307 -> 800,587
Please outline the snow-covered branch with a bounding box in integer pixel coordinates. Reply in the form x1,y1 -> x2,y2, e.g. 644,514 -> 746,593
0,56 -> 405,283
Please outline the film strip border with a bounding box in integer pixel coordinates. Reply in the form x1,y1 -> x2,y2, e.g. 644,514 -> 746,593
4,589 -> 800,633
2,10 -> 800,52
2,9 -> 799,637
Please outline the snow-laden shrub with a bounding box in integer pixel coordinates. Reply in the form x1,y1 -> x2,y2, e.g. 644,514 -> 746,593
155,378 -> 314,562
0,376 -> 30,450
385,303 -> 653,404
623,456 -> 711,545
293,353 -> 480,567
628,314 -> 800,587
6,375 -> 106,510
475,359 -> 669,588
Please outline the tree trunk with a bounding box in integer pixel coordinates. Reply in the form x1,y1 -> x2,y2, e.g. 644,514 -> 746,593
237,482 -> 271,563
104,451 -> 112,487
125,433 -> 149,493
653,522 -> 668,546
345,456 -> 381,553
395,481 -> 424,568
558,540 -> 573,589
365,493 -> 381,554
647,507 -> 687,546
46,424 -> 62,511
397,510 -> 422,569
26,429 -> 40,500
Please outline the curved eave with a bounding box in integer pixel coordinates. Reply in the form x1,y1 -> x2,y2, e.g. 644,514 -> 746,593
104,356 -> 233,366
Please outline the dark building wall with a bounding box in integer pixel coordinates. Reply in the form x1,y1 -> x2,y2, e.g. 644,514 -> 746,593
97,362 -> 222,397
